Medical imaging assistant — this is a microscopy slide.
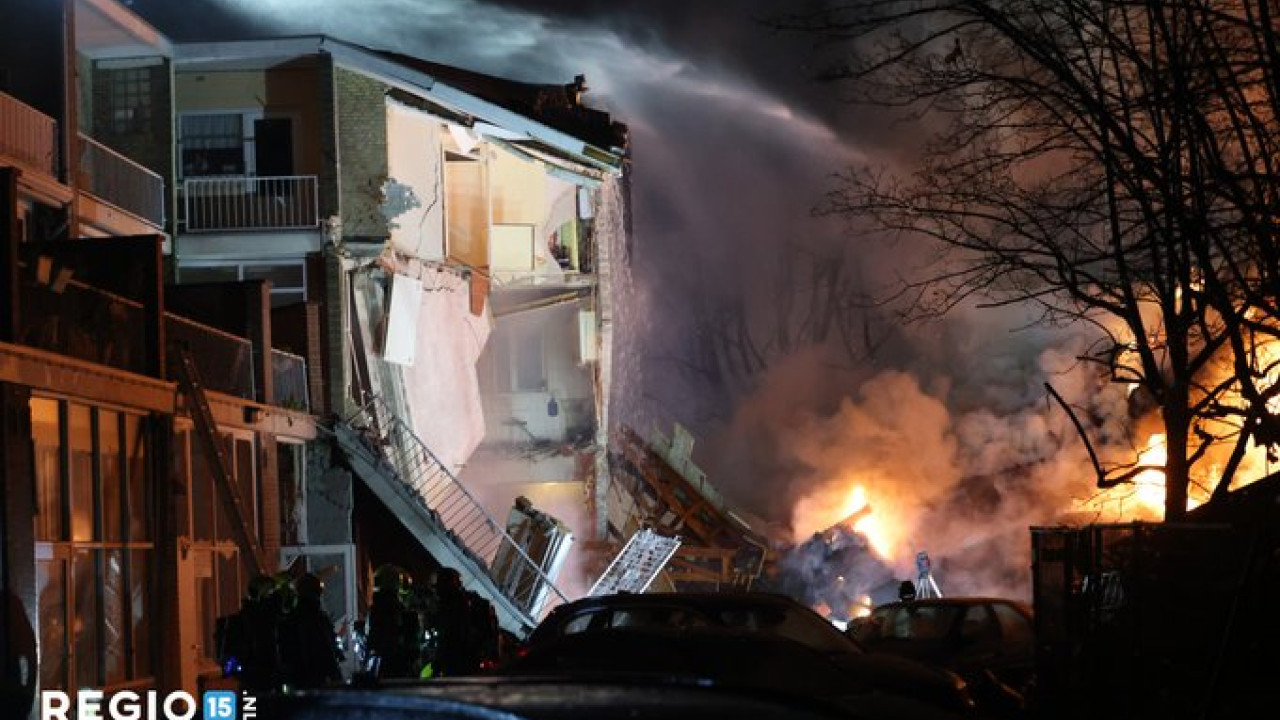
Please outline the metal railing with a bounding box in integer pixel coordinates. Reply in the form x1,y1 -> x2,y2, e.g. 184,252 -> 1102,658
271,348 -> 309,411
347,396 -> 569,616
183,175 -> 319,232
19,276 -> 147,374
0,91 -> 57,175
78,133 -> 165,227
165,314 -> 255,400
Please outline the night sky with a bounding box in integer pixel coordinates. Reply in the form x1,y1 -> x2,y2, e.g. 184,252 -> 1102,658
129,0 -> 1124,593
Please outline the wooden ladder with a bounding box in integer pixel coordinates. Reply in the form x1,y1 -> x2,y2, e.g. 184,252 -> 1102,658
174,345 -> 267,576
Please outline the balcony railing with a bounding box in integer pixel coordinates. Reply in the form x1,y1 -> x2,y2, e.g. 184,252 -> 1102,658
0,91 -> 57,175
165,314 -> 255,400
78,134 -> 165,228
345,397 -> 569,619
15,271 -> 308,409
183,175 -> 319,232
19,276 -> 147,375
271,349 -> 309,411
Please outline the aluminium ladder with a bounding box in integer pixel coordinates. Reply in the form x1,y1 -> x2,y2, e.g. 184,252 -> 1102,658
588,528 -> 682,596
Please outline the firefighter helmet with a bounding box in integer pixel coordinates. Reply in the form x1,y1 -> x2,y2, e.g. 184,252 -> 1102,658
296,573 -> 324,601
373,564 -> 409,594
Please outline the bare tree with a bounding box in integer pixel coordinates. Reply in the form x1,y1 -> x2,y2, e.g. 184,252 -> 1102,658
776,0 -> 1280,520
682,239 -> 889,402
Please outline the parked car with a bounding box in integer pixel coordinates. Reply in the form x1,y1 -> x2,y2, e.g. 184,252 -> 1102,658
506,591 -> 976,718
848,597 -> 1036,715
262,676 -> 945,720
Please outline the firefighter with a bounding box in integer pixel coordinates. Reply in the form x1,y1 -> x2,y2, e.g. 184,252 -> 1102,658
217,575 -> 285,694
430,568 -> 474,676
406,572 -> 441,677
279,573 -> 343,688
468,590 -> 500,671
363,564 -> 420,678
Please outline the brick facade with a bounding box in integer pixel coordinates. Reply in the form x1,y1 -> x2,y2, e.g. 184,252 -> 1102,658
334,67 -> 389,242
317,58 -> 340,222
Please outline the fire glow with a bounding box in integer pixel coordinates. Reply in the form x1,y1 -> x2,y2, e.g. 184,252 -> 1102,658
793,480 -> 906,568
837,486 -> 895,559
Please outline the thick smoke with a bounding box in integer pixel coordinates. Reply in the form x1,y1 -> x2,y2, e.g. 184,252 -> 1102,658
137,0 -> 1163,606
769,318 -> 1140,603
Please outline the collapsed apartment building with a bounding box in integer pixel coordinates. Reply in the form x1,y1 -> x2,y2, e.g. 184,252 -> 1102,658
595,423 -> 772,593
0,0 -> 627,708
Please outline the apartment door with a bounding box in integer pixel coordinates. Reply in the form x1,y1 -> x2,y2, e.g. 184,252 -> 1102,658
254,118 -> 294,177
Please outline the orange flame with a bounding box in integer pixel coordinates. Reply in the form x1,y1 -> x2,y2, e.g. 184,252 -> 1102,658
836,485 -> 899,560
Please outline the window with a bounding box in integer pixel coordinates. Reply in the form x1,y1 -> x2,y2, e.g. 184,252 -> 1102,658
36,551 -> 68,690
180,113 -> 249,177
183,427 -> 260,661
32,397 -> 153,691
179,261 -> 307,307
960,605 -> 1000,646
992,602 -> 1034,647
191,430 -> 258,544
108,67 -> 153,134
278,441 -> 306,546
244,263 -> 306,307
194,546 -> 243,664
32,398 -> 64,541
884,605 -> 962,641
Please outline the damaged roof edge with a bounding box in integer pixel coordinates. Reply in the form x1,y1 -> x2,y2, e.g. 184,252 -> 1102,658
173,36 -> 624,174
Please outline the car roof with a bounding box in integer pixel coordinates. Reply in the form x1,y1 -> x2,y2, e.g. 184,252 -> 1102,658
552,591 -> 806,612
874,597 -> 1032,614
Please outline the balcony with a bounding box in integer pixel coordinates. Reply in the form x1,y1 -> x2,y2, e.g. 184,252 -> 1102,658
0,91 -> 57,176
78,134 -> 165,227
165,314 -> 255,400
19,275 -> 148,375
17,268 -> 320,410
183,175 -> 319,232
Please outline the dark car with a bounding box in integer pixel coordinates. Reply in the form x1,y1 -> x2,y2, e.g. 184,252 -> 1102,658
262,676 -> 949,720
506,591 -> 976,718
849,597 -> 1035,714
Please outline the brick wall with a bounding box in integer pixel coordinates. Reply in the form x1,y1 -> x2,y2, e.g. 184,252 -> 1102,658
333,67 -> 389,241
317,57 -> 340,221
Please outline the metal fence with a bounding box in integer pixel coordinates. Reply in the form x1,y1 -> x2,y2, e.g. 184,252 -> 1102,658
78,134 -> 165,227
165,314 -> 255,400
1030,523 -> 1252,718
183,175 -> 319,232
19,276 -> 147,374
347,397 -> 569,616
0,91 -> 57,175
271,348 -> 309,411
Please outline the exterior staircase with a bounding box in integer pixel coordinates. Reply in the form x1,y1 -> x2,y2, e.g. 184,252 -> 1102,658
333,396 -> 567,636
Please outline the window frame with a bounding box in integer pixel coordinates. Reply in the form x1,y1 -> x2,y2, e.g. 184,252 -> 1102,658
107,65 -> 154,135
178,259 -> 308,307
177,109 -> 263,179
31,394 -> 155,691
